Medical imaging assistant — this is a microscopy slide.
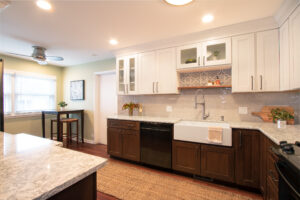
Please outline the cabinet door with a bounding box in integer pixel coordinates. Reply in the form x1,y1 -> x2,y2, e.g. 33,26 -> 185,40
122,130 -> 140,162
156,48 -> 178,94
117,57 -> 126,94
127,55 -> 138,94
280,20 -> 291,91
200,144 -> 235,182
260,134 -> 267,197
289,5 -> 300,90
177,44 -> 201,69
107,128 -> 122,157
266,176 -> 278,200
138,51 -> 157,94
234,129 -> 260,188
232,34 -> 256,93
172,141 -> 200,175
202,38 -> 231,66
256,30 -> 280,92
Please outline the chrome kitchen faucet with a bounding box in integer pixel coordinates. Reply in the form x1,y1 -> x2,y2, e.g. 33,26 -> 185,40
194,89 -> 209,120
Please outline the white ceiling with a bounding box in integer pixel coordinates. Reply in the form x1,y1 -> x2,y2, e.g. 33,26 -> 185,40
0,0 -> 284,66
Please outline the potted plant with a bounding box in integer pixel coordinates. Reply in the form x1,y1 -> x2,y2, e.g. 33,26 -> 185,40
270,108 -> 294,128
58,101 -> 68,111
122,102 -> 139,116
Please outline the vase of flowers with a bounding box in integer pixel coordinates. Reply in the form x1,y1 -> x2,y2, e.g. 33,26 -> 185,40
270,108 -> 294,128
58,101 -> 68,111
122,102 -> 139,116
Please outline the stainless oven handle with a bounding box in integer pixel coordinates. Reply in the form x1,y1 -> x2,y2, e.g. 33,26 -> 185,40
275,162 -> 300,198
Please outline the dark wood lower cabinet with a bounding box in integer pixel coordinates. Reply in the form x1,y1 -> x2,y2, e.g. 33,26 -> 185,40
107,128 -> 122,157
48,172 -> 97,200
201,144 -> 235,183
122,130 -> 140,162
172,140 -> 200,175
234,129 -> 260,189
260,133 -> 267,197
107,120 -> 140,162
266,176 -> 278,200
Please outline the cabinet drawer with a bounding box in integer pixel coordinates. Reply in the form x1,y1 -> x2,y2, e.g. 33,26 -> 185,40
108,119 -> 140,130
267,152 -> 279,185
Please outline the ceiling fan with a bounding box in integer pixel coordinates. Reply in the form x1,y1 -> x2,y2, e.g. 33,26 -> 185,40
7,46 -> 64,65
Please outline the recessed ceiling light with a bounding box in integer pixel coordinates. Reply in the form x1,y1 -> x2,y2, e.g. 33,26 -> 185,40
202,14 -> 214,23
109,39 -> 118,45
36,0 -> 52,11
164,0 -> 193,6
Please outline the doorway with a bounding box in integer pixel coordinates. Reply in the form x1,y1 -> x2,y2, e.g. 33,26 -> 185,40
94,71 -> 117,144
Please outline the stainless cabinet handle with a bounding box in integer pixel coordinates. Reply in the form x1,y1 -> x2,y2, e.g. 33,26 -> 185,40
203,56 -> 205,66
198,57 -> 200,65
239,130 -> 242,148
156,82 -> 158,93
127,84 -> 129,94
152,82 -> 155,93
251,76 -> 254,90
260,75 -> 263,90
124,84 -> 127,94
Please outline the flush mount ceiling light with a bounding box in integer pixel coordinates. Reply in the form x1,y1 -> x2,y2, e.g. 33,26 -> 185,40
109,39 -> 118,45
202,14 -> 214,23
36,0 -> 52,10
164,0 -> 193,6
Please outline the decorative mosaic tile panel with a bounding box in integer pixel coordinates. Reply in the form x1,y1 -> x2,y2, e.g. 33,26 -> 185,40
179,69 -> 231,87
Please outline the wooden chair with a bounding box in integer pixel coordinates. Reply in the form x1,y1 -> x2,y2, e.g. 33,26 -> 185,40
50,118 -> 79,147
60,118 -> 79,147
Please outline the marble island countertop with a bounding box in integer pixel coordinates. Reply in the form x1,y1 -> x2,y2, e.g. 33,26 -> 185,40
108,115 -> 300,145
0,132 -> 107,200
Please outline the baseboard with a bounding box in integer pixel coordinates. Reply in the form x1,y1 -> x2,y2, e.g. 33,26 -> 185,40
71,138 -> 95,144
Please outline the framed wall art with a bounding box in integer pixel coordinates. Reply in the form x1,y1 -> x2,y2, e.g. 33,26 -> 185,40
70,80 -> 85,100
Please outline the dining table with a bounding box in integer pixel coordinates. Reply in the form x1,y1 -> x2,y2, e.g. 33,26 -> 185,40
41,109 -> 84,143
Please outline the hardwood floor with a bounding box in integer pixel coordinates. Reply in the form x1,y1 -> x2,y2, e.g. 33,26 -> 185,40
68,142 -> 263,200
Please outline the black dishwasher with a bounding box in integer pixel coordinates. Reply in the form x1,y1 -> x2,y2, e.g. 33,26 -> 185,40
140,122 -> 173,169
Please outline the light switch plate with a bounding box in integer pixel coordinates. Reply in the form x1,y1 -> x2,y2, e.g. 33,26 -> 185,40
239,107 -> 248,115
166,105 -> 173,112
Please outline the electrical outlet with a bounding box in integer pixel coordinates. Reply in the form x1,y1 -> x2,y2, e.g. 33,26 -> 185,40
166,105 -> 173,112
239,107 -> 248,115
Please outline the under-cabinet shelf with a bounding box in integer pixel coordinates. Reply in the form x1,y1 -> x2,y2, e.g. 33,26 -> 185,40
178,85 -> 232,90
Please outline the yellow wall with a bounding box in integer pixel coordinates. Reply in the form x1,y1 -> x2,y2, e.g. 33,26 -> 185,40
1,54 -> 64,137
62,58 -> 115,141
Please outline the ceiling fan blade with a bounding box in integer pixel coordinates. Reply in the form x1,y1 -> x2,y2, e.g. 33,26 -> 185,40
46,56 -> 64,61
6,52 -> 32,58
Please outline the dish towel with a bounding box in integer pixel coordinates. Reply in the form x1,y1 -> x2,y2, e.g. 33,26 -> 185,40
208,127 -> 223,143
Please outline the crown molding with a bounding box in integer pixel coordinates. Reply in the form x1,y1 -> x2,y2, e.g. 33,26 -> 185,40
274,0 -> 300,26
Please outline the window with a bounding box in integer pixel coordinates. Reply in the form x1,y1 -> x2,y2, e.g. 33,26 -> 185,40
4,71 -> 56,116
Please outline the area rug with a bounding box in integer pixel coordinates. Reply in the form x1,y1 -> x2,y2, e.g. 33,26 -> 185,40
97,161 -> 253,200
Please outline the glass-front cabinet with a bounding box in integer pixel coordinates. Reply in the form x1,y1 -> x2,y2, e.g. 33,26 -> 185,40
177,44 -> 201,69
117,55 -> 138,95
176,37 -> 231,69
202,38 -> 231,66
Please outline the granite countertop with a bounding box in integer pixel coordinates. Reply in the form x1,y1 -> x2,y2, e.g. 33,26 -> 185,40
0,132 -> 107,200
107,115 -> 300,145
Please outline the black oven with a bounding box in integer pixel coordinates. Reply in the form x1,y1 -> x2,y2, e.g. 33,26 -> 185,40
273,142 -> 300,200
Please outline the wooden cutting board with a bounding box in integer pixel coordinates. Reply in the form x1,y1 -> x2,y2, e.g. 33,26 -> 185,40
251,106 -> 295,125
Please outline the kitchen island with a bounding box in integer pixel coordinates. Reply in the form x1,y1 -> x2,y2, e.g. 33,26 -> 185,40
0,132 -> 107,200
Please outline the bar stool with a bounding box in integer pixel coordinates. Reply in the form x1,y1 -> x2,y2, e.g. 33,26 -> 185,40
60,118 -> 79,147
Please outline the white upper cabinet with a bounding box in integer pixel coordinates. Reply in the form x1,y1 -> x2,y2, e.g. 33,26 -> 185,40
117,57 -> 126,95
138,51 -> 157,94
156,48 -> 178,94
177,44 -> 201,69
202,38 -> 231,66
232,34 -> 256,93
280,20 -> 290,91
116,55 -> 138,95
177,38 -> 231,69
256,29 -> 280,92
289,5 -> 300,90
138,48 -> 178,95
